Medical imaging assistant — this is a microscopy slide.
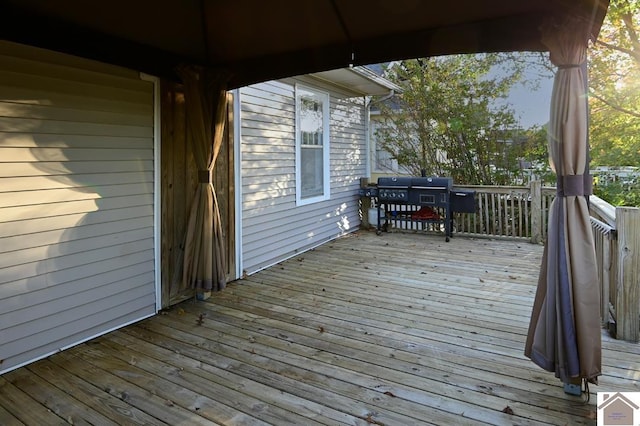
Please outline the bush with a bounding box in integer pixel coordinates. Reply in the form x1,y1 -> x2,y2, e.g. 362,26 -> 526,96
593,181 -> 640,207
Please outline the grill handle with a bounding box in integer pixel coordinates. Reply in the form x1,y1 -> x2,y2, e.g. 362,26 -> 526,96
411,186 -> 448,190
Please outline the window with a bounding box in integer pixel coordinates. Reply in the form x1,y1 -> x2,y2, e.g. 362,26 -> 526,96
296,85 -> 330,204
370,119 -> 398,173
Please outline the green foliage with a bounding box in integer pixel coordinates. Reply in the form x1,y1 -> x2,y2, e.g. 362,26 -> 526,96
374,53 -> 546,185
519,125 -> 556,185
593,181 -> 640,207
589,0 -> 640,167
586,0 -> 640,207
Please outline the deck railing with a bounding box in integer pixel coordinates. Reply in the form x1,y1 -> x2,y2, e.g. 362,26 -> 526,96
455,186 -> 639,341
451,181 -> 556,242
589,195 -> 640,341
362,180 -> 640,341
367,181 -> 555,242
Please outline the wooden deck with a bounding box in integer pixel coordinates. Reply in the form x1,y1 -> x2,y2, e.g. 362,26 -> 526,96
1,231 -> 639,425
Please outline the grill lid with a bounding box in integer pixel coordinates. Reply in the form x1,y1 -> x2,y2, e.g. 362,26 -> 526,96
377,176 -> 453,189
410,177 -> 453,189
377,176 -> 412,188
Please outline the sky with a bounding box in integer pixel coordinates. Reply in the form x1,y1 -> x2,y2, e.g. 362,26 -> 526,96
500,67 -> 555,129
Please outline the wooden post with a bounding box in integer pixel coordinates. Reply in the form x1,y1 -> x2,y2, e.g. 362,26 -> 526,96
530,180 -> 542,244
615,206 -> 640,342
360,177 -> 371,229
360,196 -> 371,228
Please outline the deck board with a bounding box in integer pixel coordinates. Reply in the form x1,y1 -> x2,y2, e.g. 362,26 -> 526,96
25,358 -> 165,426
0,376 -> 67,425
1,231 -> 639,425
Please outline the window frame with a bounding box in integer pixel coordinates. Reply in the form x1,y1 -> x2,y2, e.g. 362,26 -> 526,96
295,84 -> 331,205
370,119 -> 395,173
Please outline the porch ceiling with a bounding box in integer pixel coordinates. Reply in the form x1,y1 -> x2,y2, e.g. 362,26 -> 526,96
1,0 -> 608,88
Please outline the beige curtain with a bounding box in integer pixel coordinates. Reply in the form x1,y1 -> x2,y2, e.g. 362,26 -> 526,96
524,17 -> 601,385
178,65 -> 229,294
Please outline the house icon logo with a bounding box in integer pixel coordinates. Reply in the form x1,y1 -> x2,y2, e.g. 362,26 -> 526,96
598,392 -> 640,425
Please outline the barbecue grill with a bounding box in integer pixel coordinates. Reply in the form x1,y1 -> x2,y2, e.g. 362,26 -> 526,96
375,176 -> 474,241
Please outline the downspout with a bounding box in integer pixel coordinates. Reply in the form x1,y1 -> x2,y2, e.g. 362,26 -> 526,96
365,89 -> 395,179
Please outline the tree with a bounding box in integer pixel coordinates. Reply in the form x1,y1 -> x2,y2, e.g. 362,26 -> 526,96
520,124 -> 557,185
374,54 -> 539,185
585,0 -> 640,206
589,0 -> 640,167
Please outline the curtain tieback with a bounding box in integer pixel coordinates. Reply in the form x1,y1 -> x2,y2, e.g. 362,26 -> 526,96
557,174 -> 592,197
198,170 -> 211,183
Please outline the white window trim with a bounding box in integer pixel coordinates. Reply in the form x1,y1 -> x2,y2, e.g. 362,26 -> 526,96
295,84 -> 330,206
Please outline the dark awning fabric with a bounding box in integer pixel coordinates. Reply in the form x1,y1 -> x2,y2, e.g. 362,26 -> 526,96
1,0 -> 608,88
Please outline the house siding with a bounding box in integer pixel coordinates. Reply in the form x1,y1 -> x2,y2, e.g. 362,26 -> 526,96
0,41 -> 156,373
240,79 -> 366,274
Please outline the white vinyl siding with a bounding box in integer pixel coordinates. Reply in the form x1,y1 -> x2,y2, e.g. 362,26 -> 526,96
0,41 -> 156,374
240,80 -> 366,274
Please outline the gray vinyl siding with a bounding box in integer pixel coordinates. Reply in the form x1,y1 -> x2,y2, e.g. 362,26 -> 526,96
0,41 -> 156,373
241,80 -> 366,274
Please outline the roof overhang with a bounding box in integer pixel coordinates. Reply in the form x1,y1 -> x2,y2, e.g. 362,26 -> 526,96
0,0 -> 609,89
306,66 -> 401,97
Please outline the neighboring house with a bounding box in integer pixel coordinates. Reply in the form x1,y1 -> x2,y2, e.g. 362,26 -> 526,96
236,68 -> 397,275
593,166 -> 640,186
0,39 -> 396,373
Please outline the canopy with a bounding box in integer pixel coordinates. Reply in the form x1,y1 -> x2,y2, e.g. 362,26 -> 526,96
2,0 -> 608,88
